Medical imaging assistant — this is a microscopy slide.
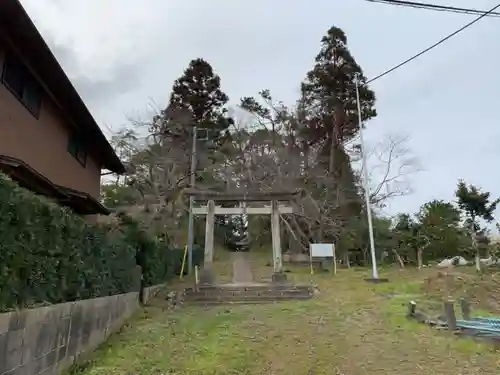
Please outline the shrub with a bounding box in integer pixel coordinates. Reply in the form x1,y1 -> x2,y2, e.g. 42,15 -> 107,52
116,213 -> 204,285
115,213 -> 173,287
0,174 -> 137,312
171,245 -> 205,276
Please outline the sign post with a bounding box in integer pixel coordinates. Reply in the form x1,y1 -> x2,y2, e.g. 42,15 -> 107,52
309,243 -> 336,275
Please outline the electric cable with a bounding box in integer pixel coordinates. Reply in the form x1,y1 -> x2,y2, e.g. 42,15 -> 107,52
367,2 -> 500,84
365,0 -> 500,18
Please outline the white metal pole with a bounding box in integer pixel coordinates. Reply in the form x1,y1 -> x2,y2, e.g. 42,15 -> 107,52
187,126 -> 197,275
355,80 -> 379,280
309,244 -> 314,275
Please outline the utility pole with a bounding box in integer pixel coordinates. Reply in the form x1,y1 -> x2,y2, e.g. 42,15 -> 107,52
355,79 -> 380,281
187,126 -> 197,275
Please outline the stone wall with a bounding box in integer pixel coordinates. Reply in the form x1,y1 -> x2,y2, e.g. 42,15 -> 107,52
0,292 -> 139,375
142,283 -> 166,305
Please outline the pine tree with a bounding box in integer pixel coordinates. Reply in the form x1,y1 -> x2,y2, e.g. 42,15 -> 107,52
162,58 -> 232,143
455,180 -> 499,271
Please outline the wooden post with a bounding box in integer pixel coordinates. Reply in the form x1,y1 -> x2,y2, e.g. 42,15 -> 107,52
332,244 -> 337,275
180,245 -> 188,280
271,200 -> 282,273
199,200 -> 216,285
444,301 -> 457,331
194,265 -> 199,292
407,301 -> 416,317
309,243 -> 314,275
460,298 -> 471,320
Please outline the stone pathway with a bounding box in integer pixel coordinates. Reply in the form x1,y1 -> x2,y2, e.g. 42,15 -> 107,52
231,252 -> 254,284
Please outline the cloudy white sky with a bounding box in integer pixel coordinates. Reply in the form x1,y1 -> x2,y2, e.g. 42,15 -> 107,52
19,0 -> 500,219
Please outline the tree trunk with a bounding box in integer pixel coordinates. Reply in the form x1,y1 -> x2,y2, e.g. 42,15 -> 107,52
475,247 -> 481,272
393,249 -> 405,268
317,218 -> 324,243
303,141 -> 309,170
381,250 -> 388,264
344,251 -> 350,269
472,233 -> 481,272
328,126 -> 337,174
417,248 -> 423,270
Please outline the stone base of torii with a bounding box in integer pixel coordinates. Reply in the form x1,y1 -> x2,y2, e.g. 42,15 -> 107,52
184,188 -> 300,286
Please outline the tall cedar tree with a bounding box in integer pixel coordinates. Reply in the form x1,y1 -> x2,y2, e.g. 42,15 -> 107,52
166,59 -> 234,239
301,26 -> 376,223
455,180 -> 499,270
301,26 -> 376,148
165,58 -> 232,144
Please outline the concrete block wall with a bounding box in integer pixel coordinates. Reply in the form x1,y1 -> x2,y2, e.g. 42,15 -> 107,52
0,292 -> 139,375
142,284 -> 166,305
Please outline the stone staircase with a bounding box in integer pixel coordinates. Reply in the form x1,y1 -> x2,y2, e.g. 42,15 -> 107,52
181,252 -> 315,305
183,283 -> 314,305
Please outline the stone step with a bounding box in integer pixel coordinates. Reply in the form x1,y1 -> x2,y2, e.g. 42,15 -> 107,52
187,288 -> 311,295
184,290 -> 313,298
182,283 -> 314,305
190,284 -> 312,293
185,294 -> 312,305
185,288 -> 312,298
186,295 -> 313,305
185,292 -> 312,301
185,290 -> 312,300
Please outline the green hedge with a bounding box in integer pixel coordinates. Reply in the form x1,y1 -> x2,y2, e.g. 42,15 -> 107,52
0,174 -> 137,311
0,173 -> 207,311
140,239 -> 172,286
116,214 -> 205,284
116,213 -> 173,287
171,245 -> 204,276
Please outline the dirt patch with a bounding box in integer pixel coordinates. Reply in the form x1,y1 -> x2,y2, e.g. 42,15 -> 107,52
231,252 -> 254,283
422,269 -> 500,312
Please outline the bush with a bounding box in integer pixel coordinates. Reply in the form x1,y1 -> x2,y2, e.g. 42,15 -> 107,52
140,238 -> 172,286
112,214 -> 204,286
116,213 -> 173,287
0,174 -> 137,312
170,245 -> 204,276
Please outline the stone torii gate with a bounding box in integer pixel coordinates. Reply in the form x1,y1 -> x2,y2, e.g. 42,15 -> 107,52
184,188 -> 300,285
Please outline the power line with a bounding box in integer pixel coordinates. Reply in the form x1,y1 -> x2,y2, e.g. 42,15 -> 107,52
367,2 -> 500,84
365,0 -> 500,18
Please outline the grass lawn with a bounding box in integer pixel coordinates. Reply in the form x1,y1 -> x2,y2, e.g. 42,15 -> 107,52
75,258 -> 500,375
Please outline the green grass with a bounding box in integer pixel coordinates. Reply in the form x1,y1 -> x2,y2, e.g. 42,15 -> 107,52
76,261 -> 500,375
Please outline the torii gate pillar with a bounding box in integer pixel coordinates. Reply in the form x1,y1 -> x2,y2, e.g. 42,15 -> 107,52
271,200 -> 285,281
199,199 -> 215,285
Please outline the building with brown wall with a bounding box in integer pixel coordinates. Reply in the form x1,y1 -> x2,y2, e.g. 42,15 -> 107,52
0,0 -> 125,216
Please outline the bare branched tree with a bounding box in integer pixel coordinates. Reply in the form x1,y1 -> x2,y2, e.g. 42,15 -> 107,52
358,134 -> 421,207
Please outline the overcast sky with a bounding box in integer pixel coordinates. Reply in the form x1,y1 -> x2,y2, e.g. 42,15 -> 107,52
19,0 -> 500,220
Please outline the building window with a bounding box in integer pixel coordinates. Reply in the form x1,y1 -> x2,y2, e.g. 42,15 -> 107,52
68,133 -> 87,166
1,52 -> 42,117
